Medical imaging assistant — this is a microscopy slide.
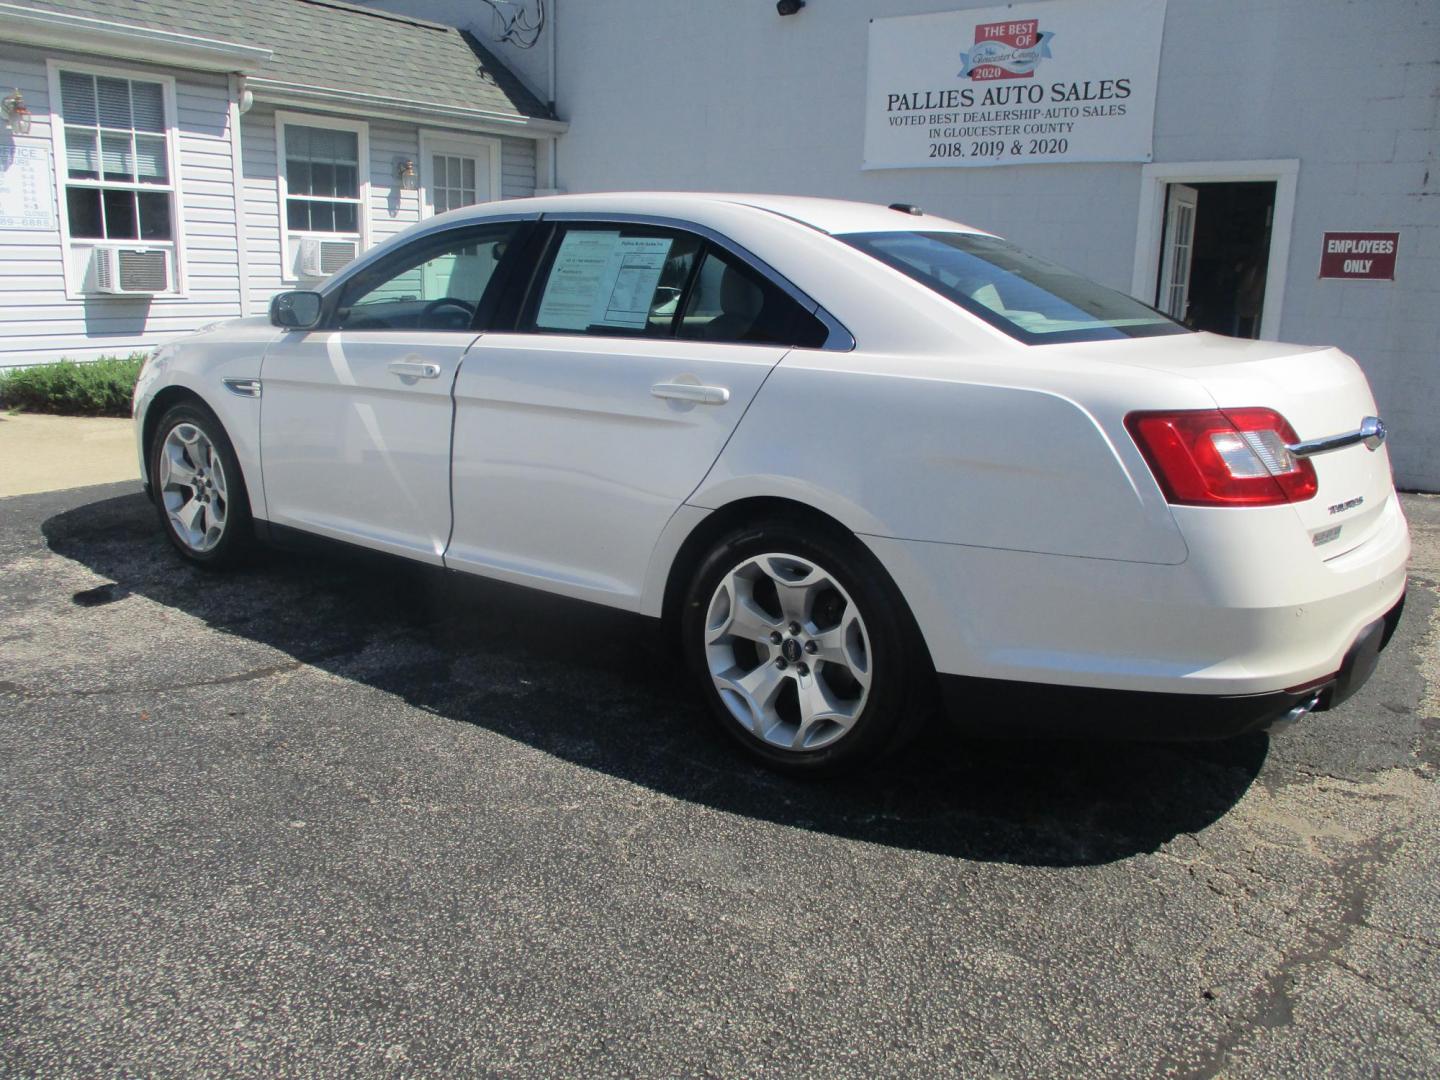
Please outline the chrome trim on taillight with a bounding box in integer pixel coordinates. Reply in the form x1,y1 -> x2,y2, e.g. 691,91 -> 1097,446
1287,416 -> 1386,457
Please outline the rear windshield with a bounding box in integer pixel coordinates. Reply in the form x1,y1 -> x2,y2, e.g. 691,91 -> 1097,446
839,231 -> 1188,345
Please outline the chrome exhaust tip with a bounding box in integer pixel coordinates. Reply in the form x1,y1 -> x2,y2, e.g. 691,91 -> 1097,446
1270,693 -> 1323,733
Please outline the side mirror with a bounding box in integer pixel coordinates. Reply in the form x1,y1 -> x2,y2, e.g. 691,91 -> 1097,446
269,290 -> 323,330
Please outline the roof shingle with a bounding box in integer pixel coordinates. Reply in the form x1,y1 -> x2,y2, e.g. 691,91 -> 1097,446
16,0 -> 553,120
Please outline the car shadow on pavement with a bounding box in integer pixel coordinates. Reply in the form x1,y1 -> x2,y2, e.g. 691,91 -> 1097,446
43,492 -> 1267,868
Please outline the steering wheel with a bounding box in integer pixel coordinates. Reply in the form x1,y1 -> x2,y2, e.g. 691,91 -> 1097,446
422,297 -> 475,328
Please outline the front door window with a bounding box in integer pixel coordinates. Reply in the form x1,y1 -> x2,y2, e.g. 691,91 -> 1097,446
334,223 -> 517,331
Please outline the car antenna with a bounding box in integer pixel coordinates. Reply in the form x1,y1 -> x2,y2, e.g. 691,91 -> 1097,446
888,203 -> 925,215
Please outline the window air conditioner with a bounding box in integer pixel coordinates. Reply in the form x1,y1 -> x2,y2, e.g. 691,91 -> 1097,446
297,237 -> 359,279
93,247 -> 171,294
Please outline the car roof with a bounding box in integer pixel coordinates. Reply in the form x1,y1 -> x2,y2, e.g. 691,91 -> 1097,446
479,191 -> 987,236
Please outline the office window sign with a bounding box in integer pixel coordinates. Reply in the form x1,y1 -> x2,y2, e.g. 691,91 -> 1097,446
864,0 -> 1167,169
1319,232 -> 1399,281
0,145 -> 57,230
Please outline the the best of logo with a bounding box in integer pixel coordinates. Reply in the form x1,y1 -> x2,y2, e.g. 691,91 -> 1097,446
959,19 -> 1055,81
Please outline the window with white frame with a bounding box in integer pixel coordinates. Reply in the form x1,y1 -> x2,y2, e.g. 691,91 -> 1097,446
58,70 -> 175,243
431,154 -> 478,214
283,124 -> 362,234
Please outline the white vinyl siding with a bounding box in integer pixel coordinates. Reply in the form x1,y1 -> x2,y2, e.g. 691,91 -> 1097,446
0,49 -> 242,366
500,135 -> 537,199
369,122 -> 422,244
239,107 -> 284,311
244,111 -> 538,305
0,41 -> 544,367
0,47 -> 64,341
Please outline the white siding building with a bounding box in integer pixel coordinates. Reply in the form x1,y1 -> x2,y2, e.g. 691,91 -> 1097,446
374,0 -> 1439,492
3,0 -> 1434,489
0,0 -> 562,365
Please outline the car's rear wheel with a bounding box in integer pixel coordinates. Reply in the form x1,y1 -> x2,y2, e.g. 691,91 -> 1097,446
150,401 -> 252,568
681,519 -> 931,774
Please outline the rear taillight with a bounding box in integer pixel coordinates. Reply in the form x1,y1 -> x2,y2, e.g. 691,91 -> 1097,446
1125,408 -> 1318,506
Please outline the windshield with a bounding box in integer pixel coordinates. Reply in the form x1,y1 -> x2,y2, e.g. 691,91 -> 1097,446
840,231 -> 1188,345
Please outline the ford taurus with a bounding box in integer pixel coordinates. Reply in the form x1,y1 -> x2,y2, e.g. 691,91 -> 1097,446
133,193 -> 1409,773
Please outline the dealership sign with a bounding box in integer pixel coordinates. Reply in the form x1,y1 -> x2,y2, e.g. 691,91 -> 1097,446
864,0 -> 1168,169
1319,232 -> 1399,280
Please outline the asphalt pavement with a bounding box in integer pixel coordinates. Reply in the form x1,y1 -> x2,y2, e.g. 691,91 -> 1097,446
1,482 -> 1437,1077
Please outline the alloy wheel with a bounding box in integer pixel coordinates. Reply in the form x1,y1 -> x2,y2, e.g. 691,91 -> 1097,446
704,552 -> 872,752
159,422 -> 228,553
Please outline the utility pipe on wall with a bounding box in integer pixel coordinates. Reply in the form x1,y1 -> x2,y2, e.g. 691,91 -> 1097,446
548,0 -> 558,189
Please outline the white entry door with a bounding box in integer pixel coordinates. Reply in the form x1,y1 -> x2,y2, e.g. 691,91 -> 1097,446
420,135 -> 501,308
1156,183 -> 1199,321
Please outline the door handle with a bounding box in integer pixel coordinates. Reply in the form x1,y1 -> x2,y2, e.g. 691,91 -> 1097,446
388,360 -> 441,379
651,382 -> 730,405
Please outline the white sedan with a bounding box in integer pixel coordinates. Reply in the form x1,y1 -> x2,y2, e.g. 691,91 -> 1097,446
133,193 -> 1409,773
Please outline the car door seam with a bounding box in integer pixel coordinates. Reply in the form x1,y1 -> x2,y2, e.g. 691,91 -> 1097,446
641,348 -> 791,580
441,337 -> 477,566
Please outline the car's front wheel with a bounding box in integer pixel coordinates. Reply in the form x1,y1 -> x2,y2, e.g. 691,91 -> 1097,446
682,519 -> 930,774
149,400 -> 253,568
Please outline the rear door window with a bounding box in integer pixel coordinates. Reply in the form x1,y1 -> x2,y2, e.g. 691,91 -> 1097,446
519,223 -> 830,347
524,225 -> 702,337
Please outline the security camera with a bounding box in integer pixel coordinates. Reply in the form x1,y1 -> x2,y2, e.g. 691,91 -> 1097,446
776,0 -> 806,15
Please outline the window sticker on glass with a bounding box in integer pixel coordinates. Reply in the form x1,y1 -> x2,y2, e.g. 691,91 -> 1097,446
599,237 -> 673,328
536,230 -> 618,330
535,230 -> 675,331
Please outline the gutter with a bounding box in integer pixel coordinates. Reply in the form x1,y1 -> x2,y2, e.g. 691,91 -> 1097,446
0,3 -> 272,72
245,78 -> 569,135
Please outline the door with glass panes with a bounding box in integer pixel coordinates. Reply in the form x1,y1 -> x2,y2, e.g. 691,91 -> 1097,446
420,136 -> 499,303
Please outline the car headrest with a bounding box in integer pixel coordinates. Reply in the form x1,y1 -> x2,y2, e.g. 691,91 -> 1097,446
721,266 -> 764,319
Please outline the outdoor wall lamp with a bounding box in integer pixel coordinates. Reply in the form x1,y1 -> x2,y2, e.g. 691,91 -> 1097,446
396,158 -> 418,191
2,89 -> 32,135
776,0 -> 806,15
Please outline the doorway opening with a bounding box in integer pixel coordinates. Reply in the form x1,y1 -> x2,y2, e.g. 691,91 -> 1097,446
1132,160 -> 1298,342
1156,181 -> 1276,338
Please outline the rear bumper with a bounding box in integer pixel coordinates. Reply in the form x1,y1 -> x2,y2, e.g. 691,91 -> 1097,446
936,590 -> 1406,741
865,492 -> 1410,699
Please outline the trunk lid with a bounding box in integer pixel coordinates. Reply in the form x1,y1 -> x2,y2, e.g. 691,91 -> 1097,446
1102,333 -> 1395,556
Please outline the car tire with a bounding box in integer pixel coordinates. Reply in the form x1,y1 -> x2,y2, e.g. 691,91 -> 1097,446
149,400 -> 254,569
681,517 -> 932,775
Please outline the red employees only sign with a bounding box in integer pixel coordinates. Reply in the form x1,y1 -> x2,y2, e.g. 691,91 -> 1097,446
1319,232 -> 1399,280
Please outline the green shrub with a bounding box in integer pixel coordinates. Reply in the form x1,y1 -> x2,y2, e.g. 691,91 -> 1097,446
0,354 -> 147,417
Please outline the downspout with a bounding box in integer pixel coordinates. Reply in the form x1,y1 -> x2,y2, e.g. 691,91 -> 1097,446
227,74 -> 252,317
547,0 -> 556,111
548,0 -> 558,189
